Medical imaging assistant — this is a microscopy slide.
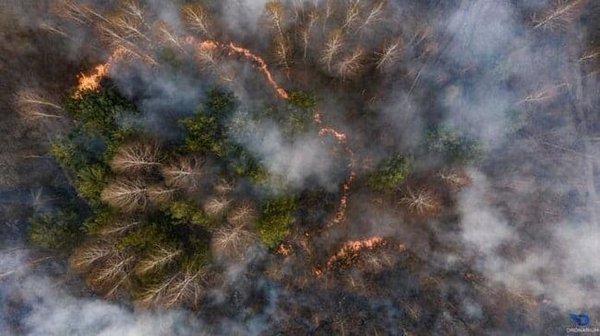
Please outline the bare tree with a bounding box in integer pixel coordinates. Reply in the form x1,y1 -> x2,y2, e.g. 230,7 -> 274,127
323,0 -> 336,23
88,251 -> 136,298
163,267 -> 208,307
266,1 -> 292,70
160,156 -> 205,191
70,240 -> 116,272
358,0 -> 385,31
135,245 -> 181,275
321,30 -> 344,71
148,184 -> 177,206
579,47 -> 600,63
97,1 -> 157,65
299,10 -> 318,60
138,267 -> 208,308
99,220 -> 140,236
265,0 -> 286,38
203,197 -> 231,217
211,225 -> 256,260
214,178 -> 235,194
438,170 -> 472,189
336,48 -> 364,79
101,178 -> 149,213
342,0 -> 362,31
519,83 -> 568,105
182,4 -> 213,38
154,21 -> 183,50
400,188 -> 440,215
273,34 -> 292,70
226,202 -> 257,227
533,0 -> 588,30
110,141 -> 161,174
195,43 -> 219,68
375,38 -> 403,71
136,272 -> 179,307
53,0 -> 91,24
14,89 -> 63,122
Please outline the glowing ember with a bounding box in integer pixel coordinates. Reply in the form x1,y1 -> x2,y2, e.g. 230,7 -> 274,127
277,243 -> 293,256
326,237 -> 386,269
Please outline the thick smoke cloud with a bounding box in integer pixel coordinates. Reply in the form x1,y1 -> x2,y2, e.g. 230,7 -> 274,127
410,0 -> 600,311
0,249 -> 201,336
232,116 -> 339,190
0,248 -> 283,336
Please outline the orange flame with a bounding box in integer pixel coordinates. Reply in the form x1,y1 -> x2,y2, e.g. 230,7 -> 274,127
194,39 -> 289,99
75,36 -> 353,228
314,109 -> 356,227
73,47 -> 128,99
326,237 -> 386,269
74,64 -> 109,98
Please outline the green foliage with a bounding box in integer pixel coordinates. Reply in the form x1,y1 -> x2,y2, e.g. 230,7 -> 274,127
117,223 -> 171,252
288,91 -> 318,109
256,100 -> 315,138
103,127 -> 140,162
168,201 -> 211,228
180,89 -> 236,155
226,144 -> 266,179
50,138 -> 86,170
76,164 -> 109,206
180,112 -> 224,155
180,237 -> 211,271
64,85 -> 134,137
427,126 -> 484,164
50,130 -> 102,171
82,206 -> 115,234
256,197 -> 297,249
29,210 -> 83,252
368,155 -> 412,192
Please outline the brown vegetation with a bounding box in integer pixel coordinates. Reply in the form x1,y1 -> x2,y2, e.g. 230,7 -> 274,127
110,141 -> 161,174
160,156 -> 205,191
101,178 -> 149,213
14,89 -> 63,122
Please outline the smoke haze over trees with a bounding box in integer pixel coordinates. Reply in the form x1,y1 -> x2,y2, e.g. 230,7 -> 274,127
1,0 -> 600,334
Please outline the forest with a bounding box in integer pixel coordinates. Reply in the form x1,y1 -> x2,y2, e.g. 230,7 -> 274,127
1,0 -> 600,335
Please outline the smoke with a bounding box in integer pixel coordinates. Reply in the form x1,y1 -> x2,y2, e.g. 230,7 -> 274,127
113,63 -> 207,142
232,116 -> 340,190
3,0 -> 600,333
0,248 -> 285,336
458,170 -> 516,253
218,0 -> 271,40
430,0 -> 600,312
0,249 -> 202,336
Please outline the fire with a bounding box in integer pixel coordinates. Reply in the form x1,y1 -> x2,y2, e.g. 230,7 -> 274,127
74,64 -> 109,98
326,237 -> 386,269
75,35 -> 353,228
314,109 -> 357,227
277,243 -> 293,256
194,39 -> 289,99
73,47 -> 128,99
